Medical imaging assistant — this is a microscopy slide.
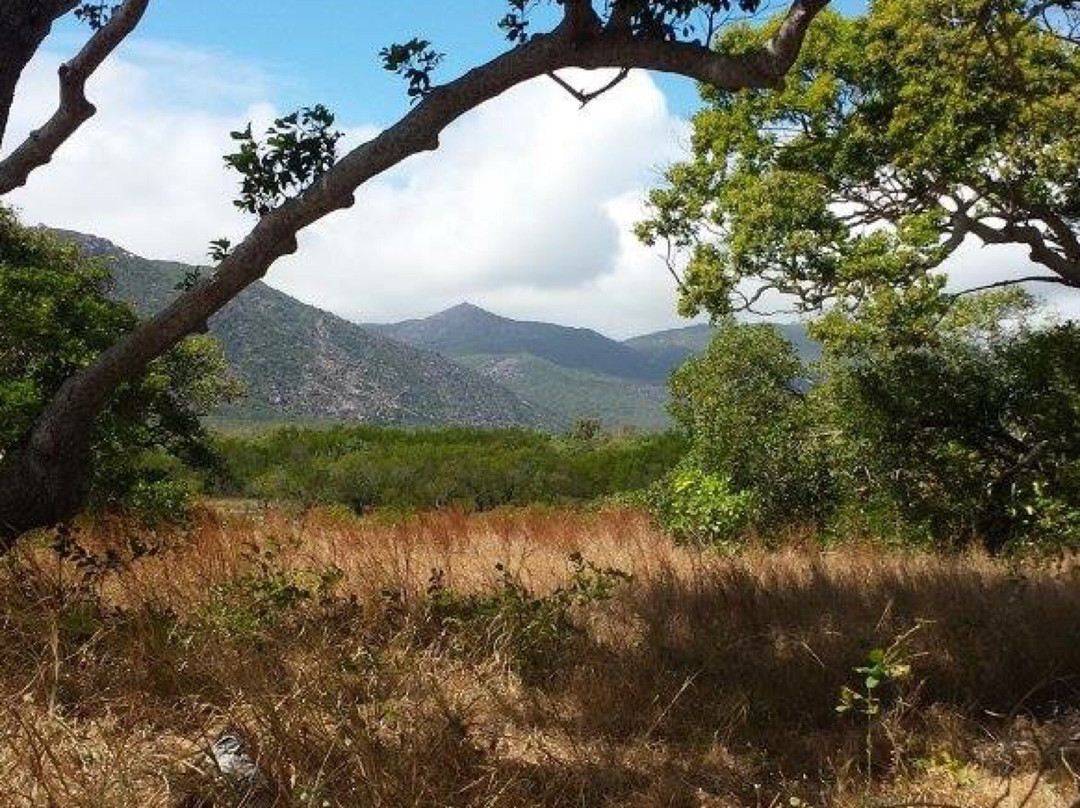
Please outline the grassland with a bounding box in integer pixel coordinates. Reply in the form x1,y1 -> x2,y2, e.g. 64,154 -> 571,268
2,506 -> 1079,807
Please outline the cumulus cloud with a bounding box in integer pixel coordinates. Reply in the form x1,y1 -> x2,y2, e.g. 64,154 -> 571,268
4,44 -> 696,338
7,40 -> 1072,339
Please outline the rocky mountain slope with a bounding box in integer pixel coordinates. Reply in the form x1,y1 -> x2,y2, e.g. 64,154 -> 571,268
51,231 -> 554,429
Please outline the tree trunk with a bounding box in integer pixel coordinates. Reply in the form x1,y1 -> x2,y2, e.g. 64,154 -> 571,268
0,0 -> 829,549
0,1 -> 76,149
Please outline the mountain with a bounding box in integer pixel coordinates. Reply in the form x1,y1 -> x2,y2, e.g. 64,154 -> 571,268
367,302 -> 665,382
367,303 -> 674,428
455,353 -> 672,431
50,231 -> 554,429
624,321 -> 820,377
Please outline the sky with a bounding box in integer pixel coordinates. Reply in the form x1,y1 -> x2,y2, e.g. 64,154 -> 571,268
4,0 -> 1072,338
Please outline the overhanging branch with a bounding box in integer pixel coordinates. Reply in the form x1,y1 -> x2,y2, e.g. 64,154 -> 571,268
0,0 -> 150,195
547,67 -> 630,105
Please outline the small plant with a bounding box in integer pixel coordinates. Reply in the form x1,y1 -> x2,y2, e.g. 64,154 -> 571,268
423,554 -> 631,676
837,623 -> 926,776
200,538 -> 344,637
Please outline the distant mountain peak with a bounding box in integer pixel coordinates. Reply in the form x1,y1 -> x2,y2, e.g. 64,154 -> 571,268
439,301 -> 498,319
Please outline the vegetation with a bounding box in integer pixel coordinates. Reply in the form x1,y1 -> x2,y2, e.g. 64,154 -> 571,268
659,287 -> 1080,551
2,507 -> 1077,806
0,209 -> 238,523
639,0 -> 1080,316
0,0 -> 831,542
209,424 -> 686,512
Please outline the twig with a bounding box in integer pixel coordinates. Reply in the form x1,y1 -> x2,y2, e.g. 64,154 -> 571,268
547,67 -> 630,106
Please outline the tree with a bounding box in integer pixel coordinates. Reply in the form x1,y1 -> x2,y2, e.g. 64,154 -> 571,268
0,1 -> 150,194
668,320 -> 829,525
637,0 -> 1080,318
0,0 -> 832,546
0,207 -> 238,522
812,281 -> 1080,551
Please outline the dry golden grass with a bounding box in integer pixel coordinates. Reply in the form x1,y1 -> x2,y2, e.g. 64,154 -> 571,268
1,505 -> 1079,807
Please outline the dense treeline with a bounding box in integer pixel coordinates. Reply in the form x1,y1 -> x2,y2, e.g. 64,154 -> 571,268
208,425 -> 686,512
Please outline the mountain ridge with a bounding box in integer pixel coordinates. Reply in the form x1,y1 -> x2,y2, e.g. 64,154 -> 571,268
48,229 -> 556,430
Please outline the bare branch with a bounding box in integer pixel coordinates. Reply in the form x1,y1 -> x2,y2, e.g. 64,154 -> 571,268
0,0 -> 150,195
949,274 -> 1077,298
547,67 -> 630,105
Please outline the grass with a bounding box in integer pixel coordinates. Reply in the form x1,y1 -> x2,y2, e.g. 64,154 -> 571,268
1,505 -> 1079,807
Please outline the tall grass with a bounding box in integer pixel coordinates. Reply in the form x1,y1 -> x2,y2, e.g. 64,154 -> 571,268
1,506 -> 1078,807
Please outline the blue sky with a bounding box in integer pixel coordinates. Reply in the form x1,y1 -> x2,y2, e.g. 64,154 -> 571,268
55,0 -> 866,126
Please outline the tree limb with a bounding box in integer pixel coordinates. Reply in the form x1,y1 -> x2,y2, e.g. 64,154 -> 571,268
547,67 -> 630,105
0,0 -> 832,543
0,0 -> 150,195
949,274 -> 1078,297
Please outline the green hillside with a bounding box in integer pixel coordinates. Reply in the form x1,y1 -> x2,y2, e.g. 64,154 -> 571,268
456,353 -> 672,430
50,230 -> 555,429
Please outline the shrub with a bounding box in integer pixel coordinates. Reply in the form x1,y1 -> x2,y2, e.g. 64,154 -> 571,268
650,464 -> 755,547
423,554 -> 631,675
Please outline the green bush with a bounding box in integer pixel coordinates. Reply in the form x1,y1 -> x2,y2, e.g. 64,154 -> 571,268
209,425 -> 686,512
650,464 -> 755,547
423,554 -> 631,676
664,289 -> 1080,551
0,206 -> 238,523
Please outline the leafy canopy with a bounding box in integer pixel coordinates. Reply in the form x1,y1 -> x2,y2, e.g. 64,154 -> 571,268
638,0 -> 1080,318
0,208 -> 239,516
663,285 -> 1080,550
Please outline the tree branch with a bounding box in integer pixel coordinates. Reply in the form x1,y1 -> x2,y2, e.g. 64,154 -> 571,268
547,67 -> 630,105
949,274 -> 1077,297
0,0 -> 150,195
954,209 -> 1080,285
0,0 -> 833,541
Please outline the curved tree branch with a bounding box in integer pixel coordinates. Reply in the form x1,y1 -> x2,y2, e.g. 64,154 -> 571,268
949,274 -> 1078,297
0,0 -> 150,195
547,67 -> 630,105
0,0 -> 831,543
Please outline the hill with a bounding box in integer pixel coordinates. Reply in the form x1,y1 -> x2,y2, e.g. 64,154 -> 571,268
455,353 -> 672,431
368,302 -> 665,382
50,231 -> 554,429
368,303 -> 673,428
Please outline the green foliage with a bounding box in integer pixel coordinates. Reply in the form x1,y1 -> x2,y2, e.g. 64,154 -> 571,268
837,624 -> 924,776
660,292 -> 1080,550
210,425 -> 686,512
423,554 -> 631,675
0,207 -> 239,519
814,285 -> 1080,550
379,39 -> 444,101
201,538 -> 344,637
640,0 -> 1080,317
649,463 -> 754,546
499,0 -> 767,46
225,105 -> 342,215
668,320 -> 832,527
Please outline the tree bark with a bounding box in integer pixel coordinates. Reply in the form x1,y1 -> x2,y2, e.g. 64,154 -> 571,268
0,1 -> 77,150
0,0 -> 150,194
0,0 -> 830,548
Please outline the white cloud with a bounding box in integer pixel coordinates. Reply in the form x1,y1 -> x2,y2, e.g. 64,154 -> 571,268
273,68 -> 694,337
4,45 -> 697,338
8,41 -> 1070,339
4,47 -> 268,263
